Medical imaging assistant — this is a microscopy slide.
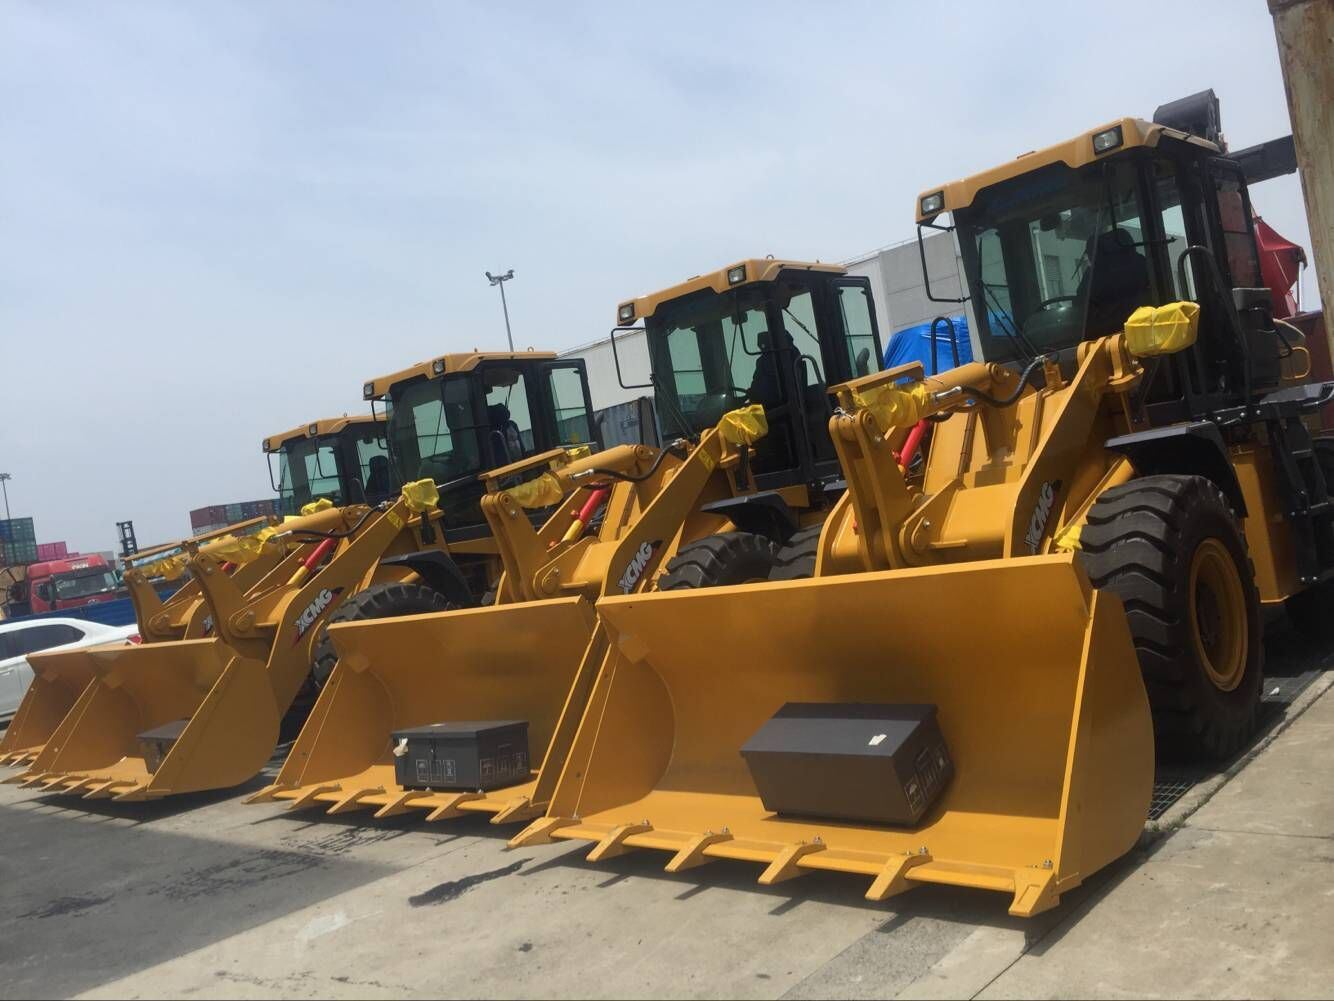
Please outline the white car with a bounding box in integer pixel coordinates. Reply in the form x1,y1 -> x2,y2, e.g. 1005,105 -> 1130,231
0,618 -> 139,723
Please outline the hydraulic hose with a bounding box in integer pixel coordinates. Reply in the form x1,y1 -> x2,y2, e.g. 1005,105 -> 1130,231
959,355 -> 1050,409
583,442 -> 684,483
280,506 -> 379,542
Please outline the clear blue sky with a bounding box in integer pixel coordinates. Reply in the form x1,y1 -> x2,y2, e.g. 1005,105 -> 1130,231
0,0 -> 1315,553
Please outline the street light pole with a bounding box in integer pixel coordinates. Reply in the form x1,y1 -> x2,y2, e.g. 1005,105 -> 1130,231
0,473 -> 11,524
485,269 -> 516,351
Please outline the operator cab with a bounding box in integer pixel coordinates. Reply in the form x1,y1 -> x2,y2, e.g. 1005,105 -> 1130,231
264,415 -> 395,517
614,260 -> 882,493
917,91 -> 1290,425
367,352 -> 600,540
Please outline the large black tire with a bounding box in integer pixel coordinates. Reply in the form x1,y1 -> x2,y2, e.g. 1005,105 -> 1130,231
309,582 -> 456,688
768,524 -> 823,582
1079,474 -> 1263,761
657,531 -> 780,590
1284,438 -> 1334,642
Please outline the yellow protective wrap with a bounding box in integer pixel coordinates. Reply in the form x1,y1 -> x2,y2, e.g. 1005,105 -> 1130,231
400,479 -> 440,513
1124,301 -> 1200,357
135,523 -> 281,577
854,382 -> 931,434
138,554 -> 190,581
299,497 -> 334,516
1054,523 -> 1083,552
563,444 -> 592,461
718,405 -> 768,446
205,530 -> 276,566
504,472 -> 565,510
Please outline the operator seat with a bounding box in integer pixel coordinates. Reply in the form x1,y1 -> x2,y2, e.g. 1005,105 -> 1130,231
487,404 -> 525,463
1083,227 -> 1152,338
363,454 -> 394,500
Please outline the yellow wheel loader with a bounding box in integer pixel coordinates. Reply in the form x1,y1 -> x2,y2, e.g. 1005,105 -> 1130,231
0,416 -> 386,772
8,351 -> 602,801
246,259 -> 887,823
512,95 -> 1334,916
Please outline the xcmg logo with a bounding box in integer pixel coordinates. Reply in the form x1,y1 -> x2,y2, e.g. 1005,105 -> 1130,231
1025,479 -> 1062,554
292,587 -> 344,645
617,540 -> 661,593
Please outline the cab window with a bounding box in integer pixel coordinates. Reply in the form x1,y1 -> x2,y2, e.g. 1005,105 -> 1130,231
836,283 -> 879,377
546,365 -> 595,447
482,368 -> 534,464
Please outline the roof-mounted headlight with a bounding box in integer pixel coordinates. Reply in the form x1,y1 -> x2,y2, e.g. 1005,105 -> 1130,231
920,191 -> 945,217
617,302 -> 635,323
726,264 -> 747,285
307,423 -> 319,436
262,438 -> 271,452
1092,125 -> 1123,154
432,358 -> 446,375
363,382 -> 375,400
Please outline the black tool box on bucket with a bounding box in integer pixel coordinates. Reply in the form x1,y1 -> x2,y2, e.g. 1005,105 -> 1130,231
390,720 -> 530,792
740,703 -> 952,825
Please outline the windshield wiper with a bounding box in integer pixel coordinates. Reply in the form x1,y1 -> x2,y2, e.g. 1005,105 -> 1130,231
651,372 -> 697,441
981,282 -> 1040,361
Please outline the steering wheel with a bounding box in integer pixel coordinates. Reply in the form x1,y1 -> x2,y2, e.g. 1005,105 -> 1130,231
1033,295 -> 1078,312
1019,295 -> 1078,330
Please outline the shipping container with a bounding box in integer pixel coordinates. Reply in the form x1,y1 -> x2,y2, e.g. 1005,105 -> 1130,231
35,541 -> 69,561
0,517 -> 36,542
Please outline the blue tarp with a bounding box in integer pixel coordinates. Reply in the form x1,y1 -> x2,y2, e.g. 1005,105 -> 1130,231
883,316 -> 974,376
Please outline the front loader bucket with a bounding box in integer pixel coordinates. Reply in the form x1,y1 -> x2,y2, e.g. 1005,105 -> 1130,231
17,639 -> 277,801
0,648 -> 100,768
251,597 -> 598,822
516,554 -> 1153,917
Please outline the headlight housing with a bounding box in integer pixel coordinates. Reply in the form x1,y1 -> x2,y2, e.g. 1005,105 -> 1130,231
920,191 -> 945,217
1092,125 -> 1124,154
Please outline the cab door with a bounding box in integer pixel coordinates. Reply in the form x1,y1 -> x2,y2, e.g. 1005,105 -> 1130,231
538,360 -> 602,452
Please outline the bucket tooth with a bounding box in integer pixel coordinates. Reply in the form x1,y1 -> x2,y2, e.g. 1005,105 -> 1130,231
40,775 -> 74,790
372,790 -> 434,819
758,842 -> 826,886
1009,867 -> 1060,918
510,815 -> 578,848
665,832 -> 734,873
111,784 -> 150,802
327,787 -> 384,815
287,784 -> 341,811
18,772 -> 53,789
424,792 -> 485,822
866,852 -> 932,902
61,777 -> 99,797
243,784 -> 285,805
83,779 -> 132,799
586,822 -> 652,863
488,796 -> 539,826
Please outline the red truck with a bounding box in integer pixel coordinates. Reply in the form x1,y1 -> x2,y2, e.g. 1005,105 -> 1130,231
25,554 -> 122,613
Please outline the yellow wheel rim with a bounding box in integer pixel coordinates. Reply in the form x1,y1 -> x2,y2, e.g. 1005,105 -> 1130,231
1188,538 -> 1248,692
